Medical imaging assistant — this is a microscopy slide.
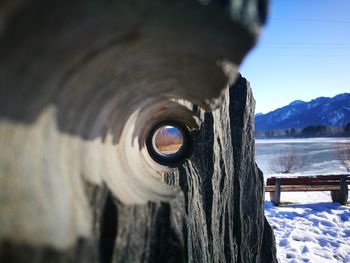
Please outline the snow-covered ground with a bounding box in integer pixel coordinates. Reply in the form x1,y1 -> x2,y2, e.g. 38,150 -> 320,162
265,196 -> 350,262
256,138 -> 350,262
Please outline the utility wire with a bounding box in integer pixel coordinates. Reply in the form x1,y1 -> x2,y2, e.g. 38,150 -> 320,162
272,18 -> 350,24
252,53 -> 350,58
259,46 -> 350,49
262,42 -> 350,47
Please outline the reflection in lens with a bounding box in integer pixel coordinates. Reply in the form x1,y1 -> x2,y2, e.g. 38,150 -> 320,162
153,126 -> 184,156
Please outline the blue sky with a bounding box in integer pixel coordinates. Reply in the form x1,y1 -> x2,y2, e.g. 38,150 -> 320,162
240,0 -> 350,114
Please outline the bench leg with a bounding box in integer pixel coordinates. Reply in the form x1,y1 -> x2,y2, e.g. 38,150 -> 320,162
270,179 -> 281,206
331,177 -> 348,205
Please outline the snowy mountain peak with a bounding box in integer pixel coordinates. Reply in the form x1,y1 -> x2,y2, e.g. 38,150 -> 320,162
255,93 -> 350,131
289,100 -> 305,106
334,93 -> 350,101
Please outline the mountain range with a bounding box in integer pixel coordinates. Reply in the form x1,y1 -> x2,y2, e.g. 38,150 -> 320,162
255,93 -> 350,132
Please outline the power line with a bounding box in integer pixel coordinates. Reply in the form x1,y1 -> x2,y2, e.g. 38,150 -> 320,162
259,45 -> 350,50
262,42 -> 350,47
252,53 -> 350,58
272,18 -> 350,24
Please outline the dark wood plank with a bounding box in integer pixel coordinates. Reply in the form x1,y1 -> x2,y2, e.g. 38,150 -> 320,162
265,185 -> 341,192
267,180 -> 345,185
280,185 -> 341,191
266,175 -> 350,186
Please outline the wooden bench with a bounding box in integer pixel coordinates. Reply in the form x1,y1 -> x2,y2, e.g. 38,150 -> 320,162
265,175 -> 349,205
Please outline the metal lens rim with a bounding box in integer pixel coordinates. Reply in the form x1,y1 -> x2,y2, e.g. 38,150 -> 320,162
146,121 -> 192,166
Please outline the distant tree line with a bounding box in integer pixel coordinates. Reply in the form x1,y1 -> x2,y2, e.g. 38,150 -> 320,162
256,122 -> 350,139
300,125 -> 328,138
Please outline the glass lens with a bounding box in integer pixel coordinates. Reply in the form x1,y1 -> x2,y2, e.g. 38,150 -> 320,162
153,125 -> 184,155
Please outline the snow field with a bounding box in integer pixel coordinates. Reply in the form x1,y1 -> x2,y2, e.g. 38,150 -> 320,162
265,200 -> 350,262
257,138 -> 350,262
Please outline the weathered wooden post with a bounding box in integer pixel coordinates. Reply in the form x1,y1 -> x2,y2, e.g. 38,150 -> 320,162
270,178 -> 281,206
331,175 -> 349,205
0,0 -> 276,262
